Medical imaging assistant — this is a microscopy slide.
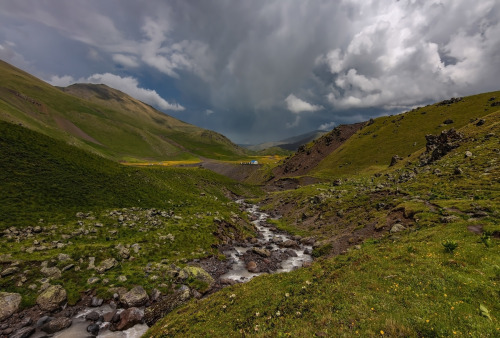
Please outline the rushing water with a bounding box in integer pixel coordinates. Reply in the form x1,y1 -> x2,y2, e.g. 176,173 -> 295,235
50,200 -> 311,337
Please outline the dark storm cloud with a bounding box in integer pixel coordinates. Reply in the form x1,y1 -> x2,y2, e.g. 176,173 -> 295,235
1,0 -> 499,143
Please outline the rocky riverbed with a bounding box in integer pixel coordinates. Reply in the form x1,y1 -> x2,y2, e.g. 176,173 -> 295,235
1,200 -> 313,338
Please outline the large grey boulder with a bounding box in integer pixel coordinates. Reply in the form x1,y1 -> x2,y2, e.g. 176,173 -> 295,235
0,292 -> 21,321
40,317 -> 72,334
120,286 -> 149,308
36,285 -> 67,311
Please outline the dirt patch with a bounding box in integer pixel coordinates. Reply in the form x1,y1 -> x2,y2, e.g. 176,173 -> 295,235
201,161 -> 261,182
53,116 -> 102,145
269,122 -> 365,184
467,225 -> 483,234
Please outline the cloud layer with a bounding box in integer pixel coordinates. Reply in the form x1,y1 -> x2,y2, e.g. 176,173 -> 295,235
1,0 -> 499,143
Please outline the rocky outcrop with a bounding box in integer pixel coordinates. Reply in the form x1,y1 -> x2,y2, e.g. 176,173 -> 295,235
0,292 -> 21,321
120,286 -> 149,308
177,266 -> 214,293
420,129 -> 463,164
36,285 -> 67,311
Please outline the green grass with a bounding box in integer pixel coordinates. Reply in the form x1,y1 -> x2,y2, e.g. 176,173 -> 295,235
0,120 -> 262,306
0,60 -> 247,162
311,91 -> 500,178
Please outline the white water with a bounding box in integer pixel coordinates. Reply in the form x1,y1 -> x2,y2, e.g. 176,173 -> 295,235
220,201 -> 312,282
49,201 -> 311,337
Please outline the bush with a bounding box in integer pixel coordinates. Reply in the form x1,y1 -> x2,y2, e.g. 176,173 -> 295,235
442,240 -> 458,253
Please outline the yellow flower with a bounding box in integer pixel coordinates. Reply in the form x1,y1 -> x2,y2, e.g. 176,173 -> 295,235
426,320 -> 429,323
380,330 -> 385,335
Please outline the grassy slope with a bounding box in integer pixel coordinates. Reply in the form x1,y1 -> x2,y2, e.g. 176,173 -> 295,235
0,121 -> 261,306
311,91 -> 500,178
0,60 -> 246,161
148,110 -> 499,336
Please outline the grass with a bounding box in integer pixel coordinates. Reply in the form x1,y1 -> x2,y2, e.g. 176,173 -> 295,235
147,104 -> 499,337
0,120 -> 262,307
0,60 -> 247,162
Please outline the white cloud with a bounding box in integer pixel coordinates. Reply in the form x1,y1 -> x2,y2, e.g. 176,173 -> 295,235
285,94 -> 323,114
205,109 -> 214,115
318,121 -> 336,131
47,73 -> 184,111
112,54 -> 139,68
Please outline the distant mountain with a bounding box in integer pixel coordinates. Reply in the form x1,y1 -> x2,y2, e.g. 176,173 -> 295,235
246,130 -> 328,151
0,60 -> 246,162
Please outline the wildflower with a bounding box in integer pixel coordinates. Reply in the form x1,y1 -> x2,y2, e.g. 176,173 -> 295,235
254,325 -> 259,332
426,320 -> 429,323
285,293 -> 290,297
296,311 -> 301,316
371,307 -> 374,311
230,293 -> 236,298
302,286 -> 306,290
380,330 -> 385,335
451,306 -> 455,310
222,305 -> 227,309
276,311 -> 281,316
305,280 -> 312,285
255,312 -> 260,317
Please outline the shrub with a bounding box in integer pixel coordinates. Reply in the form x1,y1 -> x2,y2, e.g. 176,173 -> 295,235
442,240 -> 458,253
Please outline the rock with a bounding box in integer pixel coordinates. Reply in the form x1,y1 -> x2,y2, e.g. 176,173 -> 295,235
40,317 -> 72,334
9,326 -> 35,338
178,266 -> 214,293
285,249 -> 298,257
150,288 -> 161,302
88,257 -> 95,270
36,285 -> 67,311
41,266 -> 62,279
115,243 -> 130,259
86,310 -> 103,322
443,119 -> 454,124
87,277 -> 100,284
0,292 -> 22,321
36,316 -> 53,328
62,264 -> 75,272
300,237 -> 315,245
131,243 -> 141,253
116,307 -> 144,331
246,261 -> 259,273
121,286 -> 149,308
421,129 -> 463,164
87,323 -> 100,336
33,226 -> 42,233
18,316 -> 32,328
464,151 -> 472,157
58,253 -> 71,261
476,119 -> 485,126
454,167 -> 463,175
252,247 -> 271,258
1,266 -> 19,277
95,258 -> 117,273
118,275 -> 127,282
390,223 -> 406,233
220,278 -> 237,285
144,288 -> 191,326
390,155 -> 401,166
280,240 -> 299,249
91,296 -> 103,307
103,310 -> 117,322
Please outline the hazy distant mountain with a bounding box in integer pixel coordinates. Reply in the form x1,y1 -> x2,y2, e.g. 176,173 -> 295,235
245,130 -> 328,151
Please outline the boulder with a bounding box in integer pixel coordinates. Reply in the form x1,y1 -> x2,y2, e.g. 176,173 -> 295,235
40,317 -> 72,334
246,261 -> 259,273
85,311 -> 103,322
95,258 -> 117,273
115,307 -> 144,331
36,285 -> 67,311
41,266 -> 62,279
179,266 -> 214,293
1,266 -> 19,277
280,240 -> 299,249
0,292 -> 22,321
144,287 -> 191,326
252,247 -> 271,257
120,286 -> 149,308
87,323 -> 100,336
115,243 -> 130,259
390,223 -> 406,233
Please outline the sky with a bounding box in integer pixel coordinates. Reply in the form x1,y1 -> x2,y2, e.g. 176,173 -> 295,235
1,0 -> 499,144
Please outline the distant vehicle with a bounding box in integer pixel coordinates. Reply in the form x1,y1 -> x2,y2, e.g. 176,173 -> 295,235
250,160 -> 259,165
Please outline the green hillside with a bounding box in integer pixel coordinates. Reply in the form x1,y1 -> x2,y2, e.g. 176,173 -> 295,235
305,91 -> 500,178
0,60 -> 246,162
148,108 -> 500,336
0,120 -> 260,306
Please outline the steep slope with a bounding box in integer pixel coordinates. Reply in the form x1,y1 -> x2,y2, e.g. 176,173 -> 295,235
272,91 -> 500,181
247,130 -> 328,151
0,60 -> 246,161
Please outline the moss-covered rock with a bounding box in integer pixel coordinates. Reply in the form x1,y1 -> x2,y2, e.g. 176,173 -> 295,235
36,285 -> 67,312
0,292 -> 21,321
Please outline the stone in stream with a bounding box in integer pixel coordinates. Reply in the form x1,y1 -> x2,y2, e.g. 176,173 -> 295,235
9,326 -> 35,338
0,292 -> 22,321
120,286 -> 149,308
85,310 -> 103,322
285,249 -> 298,257
252,247 -> 271,257
279,240 -> 299,249
87,323 -> 100,336
246,261 -> 259,273
40,317 -> 72,334
115,307 -> 144,331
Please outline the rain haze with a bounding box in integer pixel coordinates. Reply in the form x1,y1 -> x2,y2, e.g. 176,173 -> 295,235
1,0 -> 499,144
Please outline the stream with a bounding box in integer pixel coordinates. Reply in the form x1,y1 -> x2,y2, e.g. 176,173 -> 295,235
43,200 -> 312,337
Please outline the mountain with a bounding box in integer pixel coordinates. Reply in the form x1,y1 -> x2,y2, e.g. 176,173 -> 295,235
0,60 -> 246,162
246,130 -> 328,151
271,91 -> 500,183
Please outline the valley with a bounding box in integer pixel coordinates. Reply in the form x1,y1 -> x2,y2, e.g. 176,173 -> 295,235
0,61 -> 498,337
